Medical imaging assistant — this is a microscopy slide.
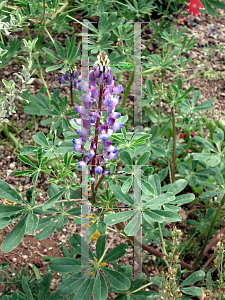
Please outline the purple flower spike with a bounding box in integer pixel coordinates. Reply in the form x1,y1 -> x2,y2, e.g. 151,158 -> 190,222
111,123 -> 123,131
112,84 -> 123,95
110,112 -> 121,119
90,86 -> 99,99
73,143 -> 83,153
75,106 -> 87,114
99,73 -> 104,85
107,150 -> 118,160
106,74 -> 113,85
95,165 -> 103,175
88,150 -> 95,159
74,118 -> 82,126
59,76 -> 66,84
89,70 -> 96,83
63,73 -> 69,81
94,67 -> 100,77
77,161 -> 87,168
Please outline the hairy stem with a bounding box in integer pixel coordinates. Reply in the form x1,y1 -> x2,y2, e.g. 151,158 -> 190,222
171,106 -> 176,183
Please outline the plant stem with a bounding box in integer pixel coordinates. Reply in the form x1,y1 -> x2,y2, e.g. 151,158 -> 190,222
192,193 -> 225,271
36,58 -> 51,100
158,222 -> 168,256
95,174 -> 105,192
44,26 -> 54,44
70,81 -> 74,107
142,0 -> 172,55
171,106 -> 176,183
41,0 -> 45,25
120,70 -> 134,108
91,84 -> 104,179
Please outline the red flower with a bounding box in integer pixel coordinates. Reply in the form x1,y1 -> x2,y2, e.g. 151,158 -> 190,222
191,132 -> 195,137
183,149 -> 191,153
206,254 -> 214,267
179,133 -> 186,139
188,0 -> 204,16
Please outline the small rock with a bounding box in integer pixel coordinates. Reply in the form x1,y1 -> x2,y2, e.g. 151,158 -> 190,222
9,163 -> 15,169
12,258 -> 17,262
22,255 -> 28,261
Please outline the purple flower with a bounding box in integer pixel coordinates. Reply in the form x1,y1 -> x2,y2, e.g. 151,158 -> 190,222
59,68 -> 81,90
77,161 -> 87,168
88,150 -> 95,159
72,139 -> 84,153
95,165 -> 103,175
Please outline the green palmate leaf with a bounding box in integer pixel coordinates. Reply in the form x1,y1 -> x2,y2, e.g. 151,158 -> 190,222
33,172 -> 40,186
171,193 -> 195,204
46,63 -> 65,72
0,180 -> 25,204
20,146 -> 39,155
137,152 -> 150,165
179,270 -> 205,287
121,177 -> 133,194
101,267 -> 130,290
103,244 -> 129,262
0,205 -> 24,217
111,185 -> 133,205
130,135 -> 150,147
213,128 -> 224,151
124,211 -> 141,236
69,233 -> 95,261
96,235 -> 106,261
179,287 -> 203,297
168,179 -> 187,195
57,273 -> 84,296
25,212 -> 38,235
0,217 -> 11,229
42,47 -> 63,61
144,192 -> 175,207
192,136 -> 216,152
143,211 -> 164,224
18,155 -> 37,169
67,206 -> 81,216
1,214 -> 27,253
73,278 -> 95,300
33,131 -> 50,147
37,148 -> 43,166
43,188 -> 66,211
35,221 -> 57,240
49,258 -> 81,273
104,211 -> 133,226
152,210 -> 181,222
38,272 -> 52,300
148,174 -> 161,196
120,150 -> 132,166
111,135 -> 126,144
141,180 -> 154,195
93,271 -> 108,300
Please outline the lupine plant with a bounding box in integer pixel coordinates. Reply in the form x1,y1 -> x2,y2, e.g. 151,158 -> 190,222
1,0 -> 225,299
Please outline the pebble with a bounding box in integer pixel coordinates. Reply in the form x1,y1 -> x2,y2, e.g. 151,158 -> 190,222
12,258 -> 17,262
9,163 -> 15,169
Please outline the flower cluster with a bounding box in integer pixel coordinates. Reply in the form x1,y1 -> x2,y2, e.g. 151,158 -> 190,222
188,0 -> 204,16
72,52 -> 123,179
59,67 -> 82,90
